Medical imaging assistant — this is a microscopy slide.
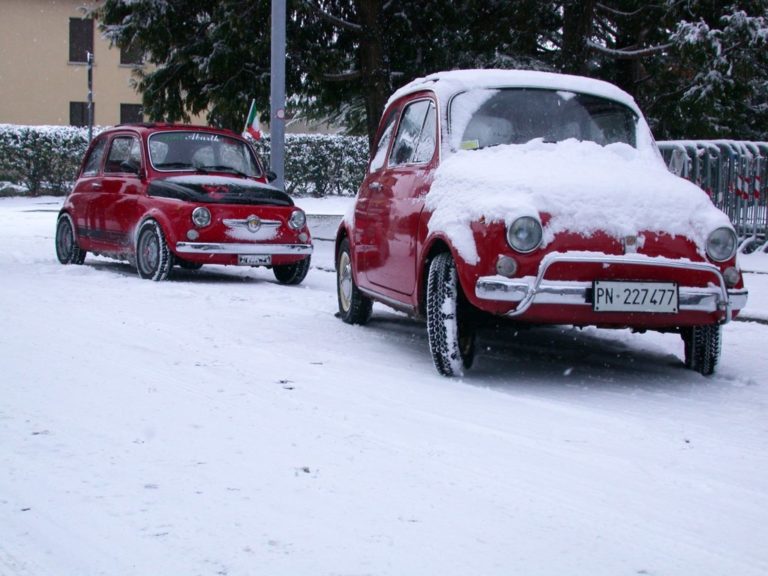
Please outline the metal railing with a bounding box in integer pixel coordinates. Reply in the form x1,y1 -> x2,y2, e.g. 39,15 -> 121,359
658,140 -> 768,248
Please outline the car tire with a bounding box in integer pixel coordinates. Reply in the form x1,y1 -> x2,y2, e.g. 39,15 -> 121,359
681,324 -> 722,376
136,220 -> 172,281
273,257 -> 311,285
426,252 -> 476,377
55,213 -> 86,265
336,237 -> 372,324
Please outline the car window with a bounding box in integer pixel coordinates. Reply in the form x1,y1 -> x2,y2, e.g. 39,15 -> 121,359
450,88 -> 638,151
389,99 -> 435,167
412,102 -> 437,164
369,109 -> 397,173
148,131 -> 262,177
105,136 -> 141,174
82,137 -> 107,176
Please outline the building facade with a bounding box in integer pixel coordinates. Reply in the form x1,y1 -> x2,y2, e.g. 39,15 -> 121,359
0,0 -> 144,126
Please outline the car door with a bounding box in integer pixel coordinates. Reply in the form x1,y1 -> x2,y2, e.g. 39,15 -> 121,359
69,136 -> 107,250
89,133 -> 145,252
357,95 -> 438,296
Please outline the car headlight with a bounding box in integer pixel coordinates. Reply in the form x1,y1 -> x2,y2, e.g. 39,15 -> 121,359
706,227 -> 737,262
288,209 -> 306,230
506,216 -> 542,253
192,206 -> 211,228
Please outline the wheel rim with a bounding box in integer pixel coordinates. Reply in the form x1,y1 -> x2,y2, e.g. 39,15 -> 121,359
139,230 -> 159,274
57,218 -> 73,259
338,250 -> 353,312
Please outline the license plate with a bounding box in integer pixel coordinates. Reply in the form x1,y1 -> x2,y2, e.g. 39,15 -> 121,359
238,254 -> 271,266
593,281 -> 678,313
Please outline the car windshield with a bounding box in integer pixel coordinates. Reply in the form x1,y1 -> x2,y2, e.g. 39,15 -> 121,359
449,88 -> 638,151
148,131 -> 262,177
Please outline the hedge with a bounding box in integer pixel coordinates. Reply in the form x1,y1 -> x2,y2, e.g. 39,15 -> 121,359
0,124 -> 368,198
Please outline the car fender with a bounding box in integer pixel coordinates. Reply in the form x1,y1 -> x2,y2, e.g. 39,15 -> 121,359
134,209 -> 178,254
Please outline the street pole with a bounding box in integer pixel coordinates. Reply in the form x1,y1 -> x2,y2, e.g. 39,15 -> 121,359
270,0 -> 286,190
87,51 -> 94,141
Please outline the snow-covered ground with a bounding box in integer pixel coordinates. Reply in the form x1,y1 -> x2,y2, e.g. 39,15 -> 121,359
1,196 -> 767,576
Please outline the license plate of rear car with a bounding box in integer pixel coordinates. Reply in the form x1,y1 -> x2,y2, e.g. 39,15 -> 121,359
238,254 -> 272,266
593,281 -> 678,313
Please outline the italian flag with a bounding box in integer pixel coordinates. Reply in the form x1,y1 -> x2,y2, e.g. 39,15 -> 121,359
243,99 -> 261,140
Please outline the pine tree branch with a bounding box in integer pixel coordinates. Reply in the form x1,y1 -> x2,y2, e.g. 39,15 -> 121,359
324,70 -> 362,82
302,0 -> 362,34
587,40 -> 673,59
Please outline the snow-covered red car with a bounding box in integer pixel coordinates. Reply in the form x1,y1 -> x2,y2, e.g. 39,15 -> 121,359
56,124 -> 312,284
335,69 -> 748,376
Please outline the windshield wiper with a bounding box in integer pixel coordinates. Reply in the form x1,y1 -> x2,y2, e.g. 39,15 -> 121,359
155,161 -> 194,169
196,164 -> 249,178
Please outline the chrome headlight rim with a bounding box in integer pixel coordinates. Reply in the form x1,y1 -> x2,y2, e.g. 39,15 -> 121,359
706,226 -> 737,262
288,209 -> 307,230
191,206 -> 212,228
506,216 -> 543,254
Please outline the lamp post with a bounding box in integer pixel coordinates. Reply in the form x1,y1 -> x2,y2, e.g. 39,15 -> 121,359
270,0 -> 286,190
87,51 -> 94,141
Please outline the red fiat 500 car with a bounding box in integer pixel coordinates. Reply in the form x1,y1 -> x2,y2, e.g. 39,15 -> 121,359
56,124 -> 312,284
335,70 -> 748,376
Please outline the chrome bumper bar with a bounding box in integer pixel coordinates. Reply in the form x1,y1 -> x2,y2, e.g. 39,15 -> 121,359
475,252 -> 748,322
176,242 -> 313,255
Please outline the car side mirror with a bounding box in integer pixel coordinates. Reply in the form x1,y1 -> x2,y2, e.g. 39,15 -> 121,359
266,170 -> 277,183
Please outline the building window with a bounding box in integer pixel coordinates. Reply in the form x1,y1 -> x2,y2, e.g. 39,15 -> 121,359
69,18 -> 94,63
70,102 -> 94,127
120,44 -> 143,66
120,104 -> 143,124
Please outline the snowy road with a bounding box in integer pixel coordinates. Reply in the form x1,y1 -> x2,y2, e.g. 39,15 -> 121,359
1,197 -> 767,576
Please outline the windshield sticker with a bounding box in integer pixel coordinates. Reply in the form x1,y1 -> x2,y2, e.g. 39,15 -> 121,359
460,139 -> 480,150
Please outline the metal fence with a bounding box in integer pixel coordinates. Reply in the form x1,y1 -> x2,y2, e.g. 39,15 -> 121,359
658,140 -> 768,248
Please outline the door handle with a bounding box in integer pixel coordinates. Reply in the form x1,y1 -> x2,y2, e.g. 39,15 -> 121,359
369,182 -> 383,191
91,182 -> 102,191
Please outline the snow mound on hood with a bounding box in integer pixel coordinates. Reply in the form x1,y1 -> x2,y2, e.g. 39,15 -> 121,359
426,139 -> 731,264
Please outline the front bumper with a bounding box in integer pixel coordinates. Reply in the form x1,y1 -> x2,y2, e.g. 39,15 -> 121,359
175,242 -> 313,256
475,252 -> 748,322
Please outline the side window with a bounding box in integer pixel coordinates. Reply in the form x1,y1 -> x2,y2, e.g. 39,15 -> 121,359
105,136 -> 141,174
369,110 -> 397,173
412,102 -> 437,164
389,99 -> 434,167
82,138 -> 107,177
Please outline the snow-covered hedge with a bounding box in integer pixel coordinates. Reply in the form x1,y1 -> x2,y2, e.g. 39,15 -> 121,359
0,124 -> 95,196
251,134 -> 368,197
0,124 -> 368,197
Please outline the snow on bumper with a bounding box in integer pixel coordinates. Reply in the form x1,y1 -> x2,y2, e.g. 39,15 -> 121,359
475,252 -> 748,322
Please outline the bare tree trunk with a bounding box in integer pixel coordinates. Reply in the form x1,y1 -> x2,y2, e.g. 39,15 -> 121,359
561,0 -> 597,75
357,0 -> 389,152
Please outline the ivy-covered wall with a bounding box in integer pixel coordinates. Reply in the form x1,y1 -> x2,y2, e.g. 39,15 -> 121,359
0,124 -> 368,197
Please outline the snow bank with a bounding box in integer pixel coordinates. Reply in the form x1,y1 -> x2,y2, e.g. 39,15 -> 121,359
426,139 -> 732,264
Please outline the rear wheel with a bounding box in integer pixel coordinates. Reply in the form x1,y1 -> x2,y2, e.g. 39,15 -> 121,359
426,252 -> 476,377
273,257 -> 310,285
136,220 -> 172,281
336,238 -> 372,324
55,213 -> 86,265
681,324 -> 722,376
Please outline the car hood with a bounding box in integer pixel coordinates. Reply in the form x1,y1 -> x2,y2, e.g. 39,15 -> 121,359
149,175 -> 293,207
426,138 -> 732,264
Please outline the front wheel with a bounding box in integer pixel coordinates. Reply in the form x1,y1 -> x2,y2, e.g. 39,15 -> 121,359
55,213 -> 86,265
136,220 -> 172,281
426,252 -> 476,377
681,324 -> 722,376
336,237 -> 372,324
273,257 -> 310,285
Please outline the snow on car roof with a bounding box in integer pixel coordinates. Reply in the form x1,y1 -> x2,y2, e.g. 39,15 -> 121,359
386,69 -> 642,115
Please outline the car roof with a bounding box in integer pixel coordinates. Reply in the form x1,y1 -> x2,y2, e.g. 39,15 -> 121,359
104,123 -> 242,139
385,69 -> 642,116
